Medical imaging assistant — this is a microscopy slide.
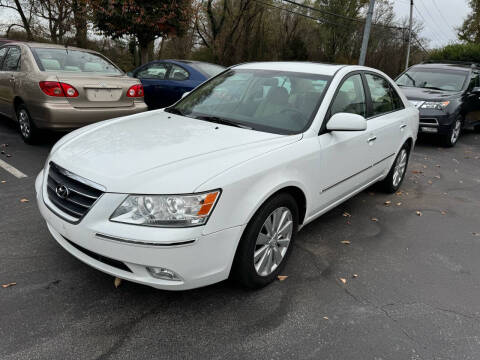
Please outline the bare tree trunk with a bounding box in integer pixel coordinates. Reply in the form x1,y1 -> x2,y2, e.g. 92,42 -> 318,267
72,0 -> 88,48
12,0 -> 33,40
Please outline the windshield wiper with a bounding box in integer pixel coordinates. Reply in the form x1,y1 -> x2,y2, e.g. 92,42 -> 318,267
164,107 -> 185,116
422,86 -> 445,91
194,115 -> 253,130
405,73 -> 416,86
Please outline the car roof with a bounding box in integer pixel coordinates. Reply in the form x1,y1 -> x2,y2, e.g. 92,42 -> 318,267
233,62 -> 346,76
1,41 -> 98,53
411,62 -> 473,72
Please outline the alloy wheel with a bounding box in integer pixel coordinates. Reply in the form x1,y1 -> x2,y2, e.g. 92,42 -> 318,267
18,109 -> 31,139
254,207 -> 293,276
451,119 -> 461,145
392,148 -> 408,187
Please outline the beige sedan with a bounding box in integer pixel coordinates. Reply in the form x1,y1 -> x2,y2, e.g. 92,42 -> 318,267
0,42 -> 147,143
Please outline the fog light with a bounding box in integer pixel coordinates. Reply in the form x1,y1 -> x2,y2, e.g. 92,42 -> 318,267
147,266 -> 182,281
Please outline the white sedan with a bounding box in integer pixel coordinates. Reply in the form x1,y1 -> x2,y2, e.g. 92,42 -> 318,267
36,62 -> 419,290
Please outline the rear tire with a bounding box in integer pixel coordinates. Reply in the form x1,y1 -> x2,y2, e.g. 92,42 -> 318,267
442,118 -> 462,147
379,143 -> 410,194
231,193 -> 299,289
16,104 -> 39,144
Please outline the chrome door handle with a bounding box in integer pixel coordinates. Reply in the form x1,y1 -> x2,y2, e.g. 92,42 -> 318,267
367,136 -> 377,143
400,124 -> 407,129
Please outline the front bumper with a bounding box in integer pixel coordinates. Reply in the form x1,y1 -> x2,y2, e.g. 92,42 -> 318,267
417,109 -> 456,135
35,170 -> 243,290
30,101 -> 148,130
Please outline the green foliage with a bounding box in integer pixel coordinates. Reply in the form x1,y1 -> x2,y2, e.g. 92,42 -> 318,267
458,0 -> 480,43
429,43 -> 480,63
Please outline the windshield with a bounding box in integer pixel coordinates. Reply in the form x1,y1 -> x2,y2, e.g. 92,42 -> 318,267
167,69 -> 331,134
32,48 -> 122,74
396,68 -> 468,91
191,62 -> 225,77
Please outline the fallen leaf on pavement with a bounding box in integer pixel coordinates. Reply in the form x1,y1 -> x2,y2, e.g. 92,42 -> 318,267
473,233 -> 480,237
20,198 -> 29,203
435,175 -> 441,179
339,278 -> 347,284
323,316 -> 329,320
2,282 -> 16,288
416,211 -> 423,216
396,191 -> 403,195
371,217 -> 379,222
1,180 -> 5,184
341,240 -> 351,245
342,212 -> 351,217
384,201 -> 391,206
114,277 -> 122,288
277,275 -> 288,281
435,164 -> 441,167
396,202 -> 402,206
6,154 -> 11,157
441,211 -> 447,215
412,170 -> 423,174
352,274 -> 358,278
368,192 -> 375,196
423,165 -> 427,169
427,180 -> 433,184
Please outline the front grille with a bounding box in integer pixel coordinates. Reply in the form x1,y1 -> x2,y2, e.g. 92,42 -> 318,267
46,162 -> 104,222
63,236 -> 132,273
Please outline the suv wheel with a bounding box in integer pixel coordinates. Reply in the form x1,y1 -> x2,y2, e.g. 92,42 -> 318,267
380,143 -> 410,193
17,104 -> 39,144
232,193 -> 299,288
442,118 -> 462,147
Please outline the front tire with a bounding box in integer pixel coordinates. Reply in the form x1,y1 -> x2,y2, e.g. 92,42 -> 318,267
442,118 -> 462,147
231,193 -> 299,289
17,104 -> 39,144
380,143 -> 410,193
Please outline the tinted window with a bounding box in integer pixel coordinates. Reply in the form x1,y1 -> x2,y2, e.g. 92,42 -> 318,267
3,46 -> 21,71
396,68 -> 468,91
137,62 -> 169,79
331,74 -> 366,117
170,69 -> 331,134
366,74 -> 401,116
168,64 -> 189,81
0,46 -> 8,69
32,48 -> 122,74
191,62 -> 225,77
468,71 -> 480,90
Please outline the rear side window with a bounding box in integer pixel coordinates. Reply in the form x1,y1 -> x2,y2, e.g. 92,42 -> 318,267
330,74 -> 366,117
168,64 -> 189,81
3,46 -> 21,71
365,74 -> 403,116
32,48 -> 122,74
136,62 -> 169,79
0,47 -> 8,69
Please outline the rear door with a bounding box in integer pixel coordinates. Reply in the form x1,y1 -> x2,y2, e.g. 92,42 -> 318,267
0,46 -> 21,117
160,64 -> 198,107
363,72 -> 405,176
134,61 -> 170,109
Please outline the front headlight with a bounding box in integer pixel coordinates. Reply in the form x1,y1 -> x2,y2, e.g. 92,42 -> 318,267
110,190 -> 221,227
421,101 -> 450,110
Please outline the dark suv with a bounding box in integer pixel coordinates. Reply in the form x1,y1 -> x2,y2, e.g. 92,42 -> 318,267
396,61 -> 480,147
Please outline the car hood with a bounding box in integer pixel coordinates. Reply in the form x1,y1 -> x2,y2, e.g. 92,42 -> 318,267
49,110 -> 301,193
399,86 -> 461,101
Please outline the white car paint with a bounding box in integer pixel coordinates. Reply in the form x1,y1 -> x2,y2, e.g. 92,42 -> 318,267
36,62 -> 419,290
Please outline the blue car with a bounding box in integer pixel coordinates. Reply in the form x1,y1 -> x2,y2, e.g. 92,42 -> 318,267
129,60 -> 225,109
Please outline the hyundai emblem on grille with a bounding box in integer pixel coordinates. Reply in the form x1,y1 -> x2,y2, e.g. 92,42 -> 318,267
55,184 -> 69,199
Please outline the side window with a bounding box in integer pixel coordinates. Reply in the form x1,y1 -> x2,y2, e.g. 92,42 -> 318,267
390,85 -> 405,110
365,74 -> 397,116
468,71 -> 480,90
0,47 -> 8,70
330,74 -> 366,117
3,46 -> 21,71
136,62 -> 169,79
168,64 -> 189,81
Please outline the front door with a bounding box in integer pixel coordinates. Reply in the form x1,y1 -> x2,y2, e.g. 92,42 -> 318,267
463,70 -> 480,127
135,62 -> 170,109
315,73 -> 378,212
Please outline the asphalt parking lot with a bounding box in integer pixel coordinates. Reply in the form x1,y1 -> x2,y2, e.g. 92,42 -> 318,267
1,117 -> 480,360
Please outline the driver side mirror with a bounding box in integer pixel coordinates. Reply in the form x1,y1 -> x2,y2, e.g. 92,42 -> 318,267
326,113 -> 367,132
471,86 -> 480,94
